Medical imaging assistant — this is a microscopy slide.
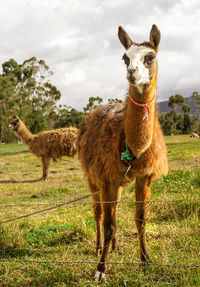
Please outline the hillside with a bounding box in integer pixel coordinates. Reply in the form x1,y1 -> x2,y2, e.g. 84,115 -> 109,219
158,96 -> 198,115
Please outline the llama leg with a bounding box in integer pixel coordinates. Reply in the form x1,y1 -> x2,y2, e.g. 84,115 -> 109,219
95,183 -> 118,281
135,175 -> 152,262
41,157 -> 50,180
88,180 -> 103,256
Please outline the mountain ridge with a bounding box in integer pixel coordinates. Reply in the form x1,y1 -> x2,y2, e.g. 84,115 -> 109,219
157,96 -> 198,116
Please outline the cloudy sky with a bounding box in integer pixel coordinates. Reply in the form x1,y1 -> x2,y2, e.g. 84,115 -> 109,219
0,0 -> 200,109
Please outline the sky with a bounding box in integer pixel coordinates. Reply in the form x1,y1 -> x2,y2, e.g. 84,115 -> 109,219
0,0 -> 200,110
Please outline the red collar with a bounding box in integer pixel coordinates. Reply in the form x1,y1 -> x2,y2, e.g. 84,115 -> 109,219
128,92 -> 156,141
128,93 -> 156,111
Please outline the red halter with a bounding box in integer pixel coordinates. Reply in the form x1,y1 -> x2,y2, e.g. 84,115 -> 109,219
128,93 -> 156,141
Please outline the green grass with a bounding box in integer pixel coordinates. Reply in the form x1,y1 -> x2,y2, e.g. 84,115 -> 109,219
0,135 -> 199,286
0,143 -> 29,155
165,135 -> 200,160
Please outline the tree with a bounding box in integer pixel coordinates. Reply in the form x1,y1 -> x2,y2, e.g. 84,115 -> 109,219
0,57 -> 61,141
54,105 -> 84,129
108,98 -> 123,104
181,104 -> 192,134
159,113 -> 173,135
160,95 -> 194,135
83,97 -> 103,114
0,73 -> 18,142
168,94 -> 184,112
192,91 -> 200,131
19,57 -> 61,132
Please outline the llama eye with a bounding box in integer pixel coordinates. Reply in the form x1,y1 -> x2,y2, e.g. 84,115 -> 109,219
144,53 -> 155,65
122,54 -> 130,67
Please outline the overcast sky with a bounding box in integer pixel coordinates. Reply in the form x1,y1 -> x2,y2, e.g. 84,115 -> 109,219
0,0 -> 200,109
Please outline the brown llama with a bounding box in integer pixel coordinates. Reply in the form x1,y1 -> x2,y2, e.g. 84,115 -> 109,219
78,24 -> 168,281
9,116 -> 79,180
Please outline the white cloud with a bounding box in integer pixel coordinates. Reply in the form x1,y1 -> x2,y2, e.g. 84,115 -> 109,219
63,67 -> 87,86
0,0 -> 200,109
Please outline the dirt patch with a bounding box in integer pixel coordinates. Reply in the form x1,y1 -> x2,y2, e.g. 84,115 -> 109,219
169,158 -> 200,171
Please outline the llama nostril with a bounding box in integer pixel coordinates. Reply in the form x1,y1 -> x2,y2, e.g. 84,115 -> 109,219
128,68 -> 137,74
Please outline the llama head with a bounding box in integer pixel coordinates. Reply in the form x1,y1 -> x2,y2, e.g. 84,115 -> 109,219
9,116 -> 20,132
118,25 -> 161,89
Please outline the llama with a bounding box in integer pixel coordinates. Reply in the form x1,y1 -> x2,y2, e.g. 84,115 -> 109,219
9,116 -> 79,180
78,24 -> 168,281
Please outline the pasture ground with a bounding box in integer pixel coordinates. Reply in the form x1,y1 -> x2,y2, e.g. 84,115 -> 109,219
0,135 -> 199,286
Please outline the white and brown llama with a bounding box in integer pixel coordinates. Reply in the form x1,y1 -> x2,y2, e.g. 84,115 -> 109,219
9,116 -> 79,180
78,24 -> 168,281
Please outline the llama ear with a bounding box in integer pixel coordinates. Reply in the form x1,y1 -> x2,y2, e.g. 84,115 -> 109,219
150,24 -> 161,53
118,26 -> 133,50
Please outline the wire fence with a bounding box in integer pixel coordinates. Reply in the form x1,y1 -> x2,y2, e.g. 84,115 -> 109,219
0,197 -> 200,208
0,191 -> 99,225
0,192 -> 199,225
0,191 -> 199,269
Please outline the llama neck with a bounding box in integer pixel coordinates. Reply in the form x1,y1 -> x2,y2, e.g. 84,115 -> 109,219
16,121 -> 35,145
124,78 -> 156,157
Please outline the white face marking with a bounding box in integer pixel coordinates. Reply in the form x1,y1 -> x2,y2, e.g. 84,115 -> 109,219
125,45 -> 154,87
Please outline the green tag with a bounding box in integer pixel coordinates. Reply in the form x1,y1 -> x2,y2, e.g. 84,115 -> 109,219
121,141 -> 134,161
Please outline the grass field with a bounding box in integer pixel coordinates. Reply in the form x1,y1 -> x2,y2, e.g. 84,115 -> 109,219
0,135 -> 199,286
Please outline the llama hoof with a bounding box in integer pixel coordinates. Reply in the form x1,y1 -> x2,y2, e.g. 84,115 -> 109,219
40,177 -> 46,181
94,271 -> 106,282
